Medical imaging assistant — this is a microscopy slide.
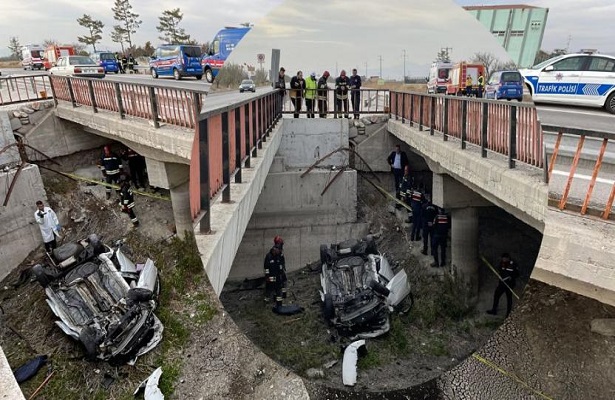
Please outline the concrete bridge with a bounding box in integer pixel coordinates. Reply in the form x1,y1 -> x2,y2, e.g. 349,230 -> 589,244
2,74 -> 615,397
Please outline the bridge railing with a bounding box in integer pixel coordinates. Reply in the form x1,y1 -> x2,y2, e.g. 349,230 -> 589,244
0,74 -> 52,105
49,75 -> 204,129
542,125 -> 615,220
389,91 -> 543,170
280,88 -> 390,115
191,90 -> 281,232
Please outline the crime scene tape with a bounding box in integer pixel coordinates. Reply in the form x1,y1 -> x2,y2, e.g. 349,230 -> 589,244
58,171 -> 171,201
480,255 -> 520,300
359,173 -> 412,212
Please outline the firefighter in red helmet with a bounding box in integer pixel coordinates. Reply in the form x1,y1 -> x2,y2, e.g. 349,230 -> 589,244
264,235 -> 287,310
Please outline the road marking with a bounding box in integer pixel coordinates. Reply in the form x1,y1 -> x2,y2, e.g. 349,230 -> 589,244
552,169 -> 615,185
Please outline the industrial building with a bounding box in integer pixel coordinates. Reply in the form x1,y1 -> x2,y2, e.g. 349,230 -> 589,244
464,4 -> 549,68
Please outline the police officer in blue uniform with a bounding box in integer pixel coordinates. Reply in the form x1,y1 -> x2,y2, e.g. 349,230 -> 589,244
409,186 -> 425,241
421,195 -> 438,255
430,207 -> 450,267
349,68 -> 362,119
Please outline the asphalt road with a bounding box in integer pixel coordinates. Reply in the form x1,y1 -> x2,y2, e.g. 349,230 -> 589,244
536,104 -> 615,134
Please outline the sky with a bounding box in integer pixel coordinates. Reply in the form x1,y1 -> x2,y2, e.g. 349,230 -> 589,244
1,0 -> 613,65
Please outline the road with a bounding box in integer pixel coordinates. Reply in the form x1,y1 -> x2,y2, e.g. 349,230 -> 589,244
536,104 -> 615,134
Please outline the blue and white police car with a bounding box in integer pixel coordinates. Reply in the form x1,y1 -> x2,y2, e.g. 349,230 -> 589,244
519,52 -> 615,114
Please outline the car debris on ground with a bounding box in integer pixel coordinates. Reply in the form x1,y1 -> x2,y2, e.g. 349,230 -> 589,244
342,339 -> 366,386
134,367 -> 164,400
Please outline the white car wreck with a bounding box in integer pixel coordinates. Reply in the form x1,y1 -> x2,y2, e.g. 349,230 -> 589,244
32,235 -> 163,365
319,236 -> 412,339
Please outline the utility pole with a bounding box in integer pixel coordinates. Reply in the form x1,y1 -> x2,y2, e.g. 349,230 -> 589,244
402,49 -> 407,83
566,35 -> 572,53
365,61 -> 368,78
378,55 -> 383,78
335,61 -> 338,77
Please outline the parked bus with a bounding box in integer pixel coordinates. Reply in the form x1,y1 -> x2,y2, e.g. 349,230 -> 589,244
149,44 -> 203,80
202,27 -> 251,83
21,45 -> 45,70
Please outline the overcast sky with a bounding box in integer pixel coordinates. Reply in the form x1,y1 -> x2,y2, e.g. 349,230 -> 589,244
1,0 -> 613,61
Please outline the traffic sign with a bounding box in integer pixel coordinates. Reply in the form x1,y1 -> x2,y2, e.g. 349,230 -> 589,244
257,53 -> 265,62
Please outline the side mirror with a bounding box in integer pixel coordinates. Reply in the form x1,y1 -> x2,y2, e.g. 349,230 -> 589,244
543,65 -> 554,72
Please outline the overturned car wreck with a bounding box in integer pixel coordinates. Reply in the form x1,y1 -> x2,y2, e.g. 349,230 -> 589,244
319,236 -> 412,339
32,235 -> 163,364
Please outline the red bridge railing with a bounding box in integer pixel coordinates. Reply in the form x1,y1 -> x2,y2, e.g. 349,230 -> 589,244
389,91 -> 544,170
49,76 -> 203,129
0,74 -> 53,105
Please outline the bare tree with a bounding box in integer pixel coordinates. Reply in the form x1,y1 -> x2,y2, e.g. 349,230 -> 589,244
8,36 -> 22,60
156,8 -> 191,44
472,52 -> 498,77
110,26 -> 126,53
42,39 -> 59,48
112,0 -> 141,49
77,14 -> 104,53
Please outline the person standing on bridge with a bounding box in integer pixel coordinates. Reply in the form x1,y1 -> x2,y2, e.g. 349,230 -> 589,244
477,72 -> 485,98
100,146 -> 123,200
465,74 -> 473,97
349,68 -> 362,119
334,70 -> 350,119
127,54 -> 136,74
34,200 -> 60,253
387,144 -> 408,199
317,71 -> 330,118
274,67 -> 287,115
115,52 -> 124,74
430,207 -> 450,268
290,70 -> 305,118
487,253 -> 519,317
305,72 -> 318,118
118,175 -> 139,227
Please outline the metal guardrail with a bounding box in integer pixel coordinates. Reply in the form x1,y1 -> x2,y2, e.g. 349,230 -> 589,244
389,91 -> 543,170
191,90 -> 281,233
280,88 -> 390,116
49,75 -> 204,129
542,125 -> 615,220
0,74 -> 53,105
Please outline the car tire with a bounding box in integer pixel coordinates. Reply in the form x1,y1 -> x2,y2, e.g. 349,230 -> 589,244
32,264 -> 51,288
240,89 -> 244,93
323,294 -> 335,320
173,69 -> 181,80
205,69 -> 214,83
151,68 -> 158,79
196,75 -> 203,80
516,97 -> 523,102
605,92 -> 615,114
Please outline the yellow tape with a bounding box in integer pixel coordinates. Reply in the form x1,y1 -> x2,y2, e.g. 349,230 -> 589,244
59,172 -> 171,201
360,174 -> 412,212
471,353 -> 554,400
480,255 -> 520,300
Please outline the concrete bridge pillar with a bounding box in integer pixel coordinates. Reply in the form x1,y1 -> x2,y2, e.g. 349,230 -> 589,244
145,159 -> 193,238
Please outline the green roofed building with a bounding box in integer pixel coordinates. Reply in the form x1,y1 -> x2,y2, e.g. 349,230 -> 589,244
464,4 -> 549,68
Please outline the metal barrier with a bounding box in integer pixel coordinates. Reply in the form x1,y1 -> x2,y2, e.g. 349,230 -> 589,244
280,88 -> 389,116
0,74 -> 52,105
191,90 -> 281,232
543,125 -> 615,220
389,91 -> 543,170
49,75 -> 204,129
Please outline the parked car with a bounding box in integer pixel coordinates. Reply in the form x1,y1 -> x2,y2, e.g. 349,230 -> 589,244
518,52 -> 615,114
32,235 -> 162,364
485,70 -> 524,101
48,55 -> 105,78
319,236 -> 412,339
239,79 -> 256,93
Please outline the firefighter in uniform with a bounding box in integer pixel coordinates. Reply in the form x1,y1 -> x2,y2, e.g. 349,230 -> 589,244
119,175 -> 139,226
399,166 -> 413,222
121,54 -> 128,74
289,71 -> 305,118
100,146 -> 123,200
465,75 -> 473,97
410,186 -> 425,241
349,68 -> 362,119
477,72 -> 485,98
421,196 -> 438,255
305,72 -> 318,118
127,54 -> 136,74
487,253 -> 519,317
123,148 -> 146,189
430,207 -> 450,267
334,70 -> 350,119
263,236 -> 287,309
317,71 -> 330,118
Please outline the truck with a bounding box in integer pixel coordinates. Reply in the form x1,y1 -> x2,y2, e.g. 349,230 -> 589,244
21,45 -> 46,70
427,61 -> 453,94
201,26 -> 251,83
446,62 -> 486,96
42,45 -> 75,70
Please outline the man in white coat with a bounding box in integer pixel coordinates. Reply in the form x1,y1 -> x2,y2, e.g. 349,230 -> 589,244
34,200 -> 60,252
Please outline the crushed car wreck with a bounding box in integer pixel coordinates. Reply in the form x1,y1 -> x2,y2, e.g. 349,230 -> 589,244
319,236 -> 412,339
31,234 -> 163,365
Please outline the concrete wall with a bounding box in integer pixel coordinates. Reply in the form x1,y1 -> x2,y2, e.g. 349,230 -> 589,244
0,347 -> 25,400
0,112 -> 20,167
0,164 -> 47,281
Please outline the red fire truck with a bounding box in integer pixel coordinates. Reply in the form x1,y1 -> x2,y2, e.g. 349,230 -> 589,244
42,45 -> 76,70
446,62 -> 486,96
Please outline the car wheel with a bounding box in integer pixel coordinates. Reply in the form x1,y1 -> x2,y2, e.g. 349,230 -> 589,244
517,97 -> 523,102
32,264 -> 51,288
323,294 -> 335,320
151,68 -> 158,79
173,69 -> 181,80
240,89 -> 244,93
605,92 -> 615,114
195,75 -> 203,80
205,68 -> 213,83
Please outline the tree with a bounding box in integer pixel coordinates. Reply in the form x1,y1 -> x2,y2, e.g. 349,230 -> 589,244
200,41 -> 211,55
8,36 -> 21,60
435,48 -> 451,62
77,14 -> 104,53
472,52 -> 498,77
110,26 -> 126,53
72,42 -> 89,56
112,0 -> 141,49
157,8 -> 191,44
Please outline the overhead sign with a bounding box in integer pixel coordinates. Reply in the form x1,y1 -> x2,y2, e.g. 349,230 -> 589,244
257,53 -> 265,62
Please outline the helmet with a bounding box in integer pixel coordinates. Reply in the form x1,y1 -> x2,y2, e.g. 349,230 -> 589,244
274,235 -> 284,245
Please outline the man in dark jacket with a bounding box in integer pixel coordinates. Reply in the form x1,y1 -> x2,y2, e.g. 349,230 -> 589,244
387,144 -> 409,198
123,148 -> 147,189
334,70 -> 350,119
317,71 -> 330,118
264,236 -> 287,309
430,207 -> 450,267
421,195 -> 438,255
349,68 -> 362,119
399,166 -> 413,221
100,146 -> 123,200
274,67 -> 286,115
487,253 -> 519,317
289,71 -> 305,118
409,186 -> 425,241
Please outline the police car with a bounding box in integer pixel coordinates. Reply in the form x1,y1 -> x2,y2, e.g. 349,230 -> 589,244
518,52 -> 615,114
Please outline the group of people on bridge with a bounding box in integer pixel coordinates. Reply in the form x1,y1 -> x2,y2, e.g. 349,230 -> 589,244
114,52 -> 137,74
275,67 -> 363,120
